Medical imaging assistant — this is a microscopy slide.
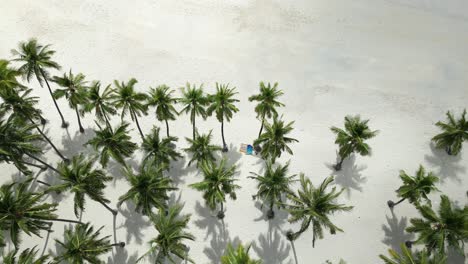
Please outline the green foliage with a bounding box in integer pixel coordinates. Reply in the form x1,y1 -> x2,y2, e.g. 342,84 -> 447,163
395,165 -> 439,206
142,126 -> 181,169
138,204 -> 194,263
254,116 -> 298,164
111,78 -> 148,121
82,81 -> 116,125
379,243 -> 446,264
86,122 -> 137,167
184,131 -> 222,167
0,59 -> 25,91
207,83 -> 239,123
406,195 -> 468,255
0,87 -> 43,124
119,162 -> 177,215
179,82 -> 209,123
52,70 -> 89,109
147,84 -> 178,122
2,246 -> 50,264
248,82 -> 284,120
432,109 -> 468,155
284,174 -> 353,246
220,243 -> 262,264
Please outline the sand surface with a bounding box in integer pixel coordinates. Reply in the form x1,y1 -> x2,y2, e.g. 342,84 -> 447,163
1,0 -> 468,263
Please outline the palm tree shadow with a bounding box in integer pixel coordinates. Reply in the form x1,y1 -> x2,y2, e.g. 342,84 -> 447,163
203,232 -> 241,263
326,155 -> 367,198
49,224 -> 72,257
107,158 -> 139,185
424,143 -> 465,183
381,211 -> 414,253
107,247 -> 139,264
446,246 -> 466,264
194,201 -> 223,241
117,202 -> 151,245
253,201 -> 288,232
60,128 -> 96,158
219,143 -> 243,167
166,156 -> 195,186
252,229 -> 292,264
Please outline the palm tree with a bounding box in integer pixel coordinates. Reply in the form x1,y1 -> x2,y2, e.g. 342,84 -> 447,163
52,70 -> 89,133
249,161 -> 297,219
0,59 -> 26,92
221,243 -> 262,264
142,126 -> 182,169
147,85 -> 179,137
387,165 -> 439,209
137,204 -> 194,263
47,154 -> 116,218
54,223 -> 125,263
2,246 -> 50,264
118,162 -> 177,216
179,83 -> 209,139
190,158 -> 240,219
83,81 -> 116,130
284,174 -> 353,247
86,122 -> 138,168
11,39 -> 68,128
432,109 -> 468,155
248,82 -> 284,140
406,195 -> 468,255
111,78 -> 148,139
0,179 -> 83,249
379,243 -> 447,264
254,116 -> 298,164
330,115 -> 378,170
0,87 -> 68,161
207,83 -> 239,152
184,131 -> 222,167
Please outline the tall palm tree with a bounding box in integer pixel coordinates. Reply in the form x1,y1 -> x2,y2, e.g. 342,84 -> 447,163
118,162 -> 178,216
254,116 -> 298,164
2,246 -> 50,264
406,195 -> 468,255
86,122 -> 138,168
179,83 -> 209,140
284,174 -> 353,247
387,165 -> 439,209
221,243 -> 262,264
111,78 -> 148,139
184,131 -> 222,167
147,84 -> 179,137
248,82 -> 284,139
249,161 -> 297,219
52,70 -> 89,133
83,81 -> 116,130
190,158 -> 240,219
11,39 -> 68,128
0,179 -> 83,249
137,204 -> 194,263
47,154 -> 116,217
54,223 -> 125,264
207,83 -> 239,152
379,243 -> 447,264
330,115 -> 378,170
0,59 -> 26,92
142,126 -> 182,169
432,109 -> 468,155
0,87 -> 68,161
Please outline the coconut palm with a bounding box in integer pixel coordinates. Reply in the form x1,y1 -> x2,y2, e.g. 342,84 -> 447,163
184,131 -> 222,167
111,78 -> 148,139
254,116 -> 298,164
2,246 -> 50,264
379,243 -> 447,264
284,174 -> 353,247
190,158 -> 240,219
147,84 -> 179,137
83,81 -> 116,130
432,109 -> 468,155
142,126 -> 182,169
52,70 -> 89,133
118,162 -> 177,216
137,204 -> 194,263
47,154 -> 116,218
248,82 -> 284,139
54,223 -> 125,264
11,39 -> 68,127
330,115 -> 378,171
0,87 -> 68,161
86,122 -> 138,168
387,165 -> 439,209
0,179 -> 83,249
249,161 -> 297,219
0,59 -> 26,91
179,83 -> 209,140
221,243 -> 262,264
207,83 -> 239,152
406,195 -> 468,255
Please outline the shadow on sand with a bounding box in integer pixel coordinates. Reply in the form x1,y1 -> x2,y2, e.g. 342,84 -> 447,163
326,155 -> 367,198
252,229 -> 293,264
117,202 -> 151,246
424,142 -> 466,183
381,210 -> 414,253
61,128 -> 96,158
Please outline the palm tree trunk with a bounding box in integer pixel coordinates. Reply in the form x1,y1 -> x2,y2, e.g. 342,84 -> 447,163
110,242 -> 125,248
258,114 -> 265,138
102,111 -> 113,133
28,117 -> 68,161
221,118 -> 227,152
131,109 -> 145,139
290,239 -> 299,264
335,157 -> 344,171
267,201 -> 275,219
165,119 -> 170,137
21,160 -> 46,170
45,218 -> 83,225
96,199 -> 117,215
24,153 -> 60,174
75,106 -> 84,133
40,69 -> 68,128
192,115 -> 196,140
36,180 -> 51,186
41,224 -> 53,257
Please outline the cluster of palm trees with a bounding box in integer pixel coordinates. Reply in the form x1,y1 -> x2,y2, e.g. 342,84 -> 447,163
0,38 -> 466,263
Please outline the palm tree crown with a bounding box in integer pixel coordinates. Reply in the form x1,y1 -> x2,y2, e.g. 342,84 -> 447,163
2,246 -> 50,264
0,87 -> 42,125
179,83 -> 209,139
142,126 -> 181,169
248,82 -> 284,138
147,84 -> 179,137
184,131 -> 222,167
83,81 -> 116,128
221,243 -> 262,264
0,59 -> 25,91
432,109 -> 468,155
379,243 -> 447,264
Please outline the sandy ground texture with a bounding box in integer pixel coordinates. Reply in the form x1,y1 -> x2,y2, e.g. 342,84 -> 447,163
1,0 -> 468,263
